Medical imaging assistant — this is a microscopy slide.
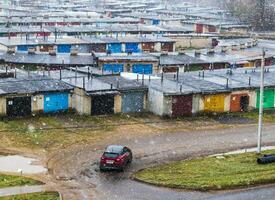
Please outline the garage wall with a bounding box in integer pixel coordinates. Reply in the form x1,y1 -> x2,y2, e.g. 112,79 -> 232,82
163,96 -> 172,116
148,88 -> 164,116
32,94 -> 44,113
72,88 -> 91,115
192,94 -> 201,114
0,97 -> 6,115
114,94 -> 122,113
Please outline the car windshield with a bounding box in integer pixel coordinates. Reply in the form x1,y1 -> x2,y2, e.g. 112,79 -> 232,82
104,152 -> 119,158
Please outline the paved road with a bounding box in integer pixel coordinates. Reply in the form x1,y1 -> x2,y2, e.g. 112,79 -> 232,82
86,124 -> 275,200
0,185 -> 46,197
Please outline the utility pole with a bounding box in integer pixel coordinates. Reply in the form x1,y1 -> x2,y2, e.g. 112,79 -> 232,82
257,49 -> 265,153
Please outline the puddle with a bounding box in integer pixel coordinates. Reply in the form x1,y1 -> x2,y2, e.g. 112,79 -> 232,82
0,155 -> 47,174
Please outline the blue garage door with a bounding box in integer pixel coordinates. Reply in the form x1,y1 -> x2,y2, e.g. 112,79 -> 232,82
152,19 -> 160,25
107,43 -> 122,53
103,64 -> 124,73
44,93 -> 69,113
17,45 -> 36,52
122,91 -> 144,113
57,44 -> 71,53
132,64 -> 153,74
125,43 -> 140,53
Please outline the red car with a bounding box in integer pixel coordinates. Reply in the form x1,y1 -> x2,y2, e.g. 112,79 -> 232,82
100,145 -> 132,171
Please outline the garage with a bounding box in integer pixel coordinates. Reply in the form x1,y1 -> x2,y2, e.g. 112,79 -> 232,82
91,94 -> 114,115
230,94 -> 249,112
132,64 -> 153,74
172,95 -> 193,117
44,93 -> 69,113
121,91 -> 144,113
6,96 -> 32,117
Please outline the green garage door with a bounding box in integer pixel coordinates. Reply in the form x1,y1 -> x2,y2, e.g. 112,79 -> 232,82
256,89 -> 275,109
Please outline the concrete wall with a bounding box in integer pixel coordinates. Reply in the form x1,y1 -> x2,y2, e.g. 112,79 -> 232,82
192,94 -> 201,114
31,94 -> 44,113
0,97 -> 6,115
114,94 -> 122,113
170,36 -> 212,49
163,95 -> 172,116
72,88 -> 91,115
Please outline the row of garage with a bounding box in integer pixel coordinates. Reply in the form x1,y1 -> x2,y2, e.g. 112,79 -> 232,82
0,90 -> 147,117
2,87 -> 273,118
102,63 -> 154,74
1,92 -> 70,117
16,42 -> 174,53
149,88 -> 275,117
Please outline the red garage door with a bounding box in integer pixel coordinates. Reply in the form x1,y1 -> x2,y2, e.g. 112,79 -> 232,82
172,95 -> 193,117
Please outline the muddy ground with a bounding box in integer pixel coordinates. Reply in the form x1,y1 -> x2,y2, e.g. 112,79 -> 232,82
0,114 -> 274,200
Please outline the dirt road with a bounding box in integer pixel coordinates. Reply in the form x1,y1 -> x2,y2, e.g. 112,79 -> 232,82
43,123 -> 275,200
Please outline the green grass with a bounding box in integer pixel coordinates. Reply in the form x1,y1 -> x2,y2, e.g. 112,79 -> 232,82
226,110 -> 275,123
133,150 -> 275,191
0,113 -> 122,150
0,192 -> 59,200
0,174 -> 42,188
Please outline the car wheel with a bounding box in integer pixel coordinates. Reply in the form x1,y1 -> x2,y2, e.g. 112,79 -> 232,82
99,166 -> 105,172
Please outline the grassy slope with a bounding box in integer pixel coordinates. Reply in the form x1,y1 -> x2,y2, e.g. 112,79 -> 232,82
133,151 -> 275,191
0,192 -> 59,200
0,174 -> 42,188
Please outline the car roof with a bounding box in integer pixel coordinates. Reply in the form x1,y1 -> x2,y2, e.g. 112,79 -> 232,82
105,145 -> 125,153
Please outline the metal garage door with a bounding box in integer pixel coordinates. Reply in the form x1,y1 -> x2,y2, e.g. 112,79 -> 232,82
91,95 -> 114,115
125,43 -> 140,53
17,45 -> 36,52
122,91 -> 144,113
103,64 -> 124,73
6,96 -> 32,117
152,19 -> 160,25
132,64 -> 153,74
57,44 -> 71,53
204,94 -> 225,112
107,43 -> 122,53
257,89 -> 275,109
172,95 -> 193,117
44,93 -> 69,113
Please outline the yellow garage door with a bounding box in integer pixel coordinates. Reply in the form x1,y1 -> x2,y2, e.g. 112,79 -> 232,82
204,94 -> 225,112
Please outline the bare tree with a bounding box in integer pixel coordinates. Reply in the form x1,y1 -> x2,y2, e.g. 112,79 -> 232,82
223,0 -> 275,31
